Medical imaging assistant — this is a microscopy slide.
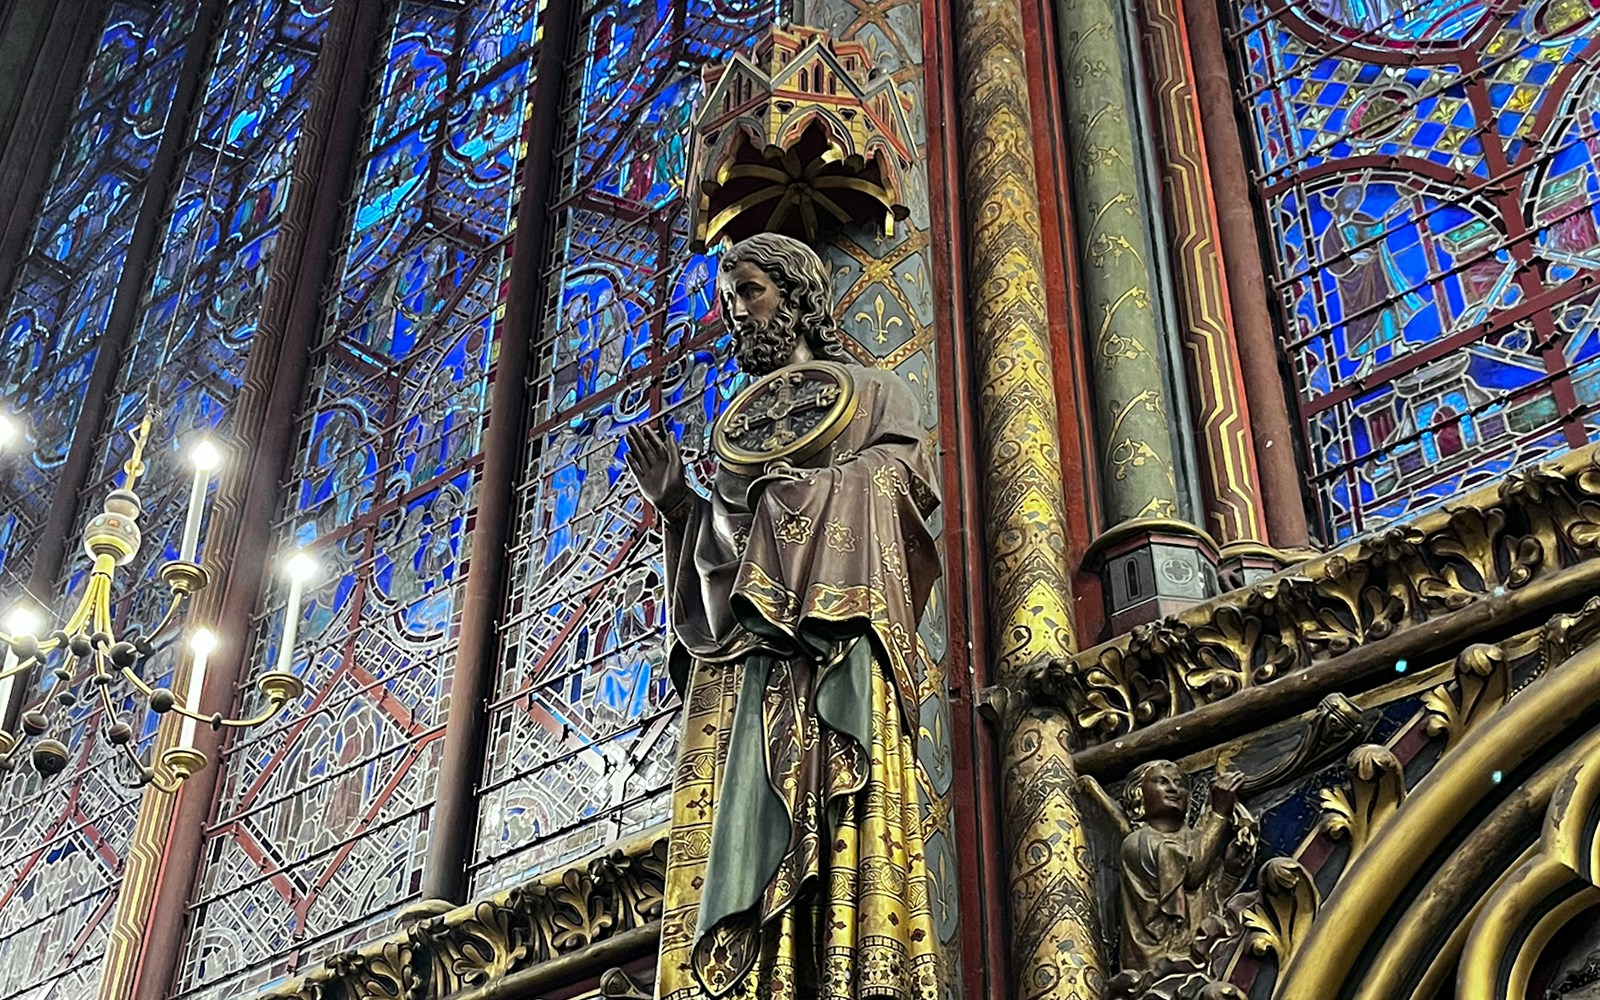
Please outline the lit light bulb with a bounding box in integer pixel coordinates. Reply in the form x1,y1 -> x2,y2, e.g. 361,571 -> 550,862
189,627 -> 218,655
190,438 -> 222,471
285,551 -> 318,583
0,415 -> 18,449
4,608 -> 38,637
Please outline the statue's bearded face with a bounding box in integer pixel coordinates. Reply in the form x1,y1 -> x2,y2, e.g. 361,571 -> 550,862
718,260 -> 796,376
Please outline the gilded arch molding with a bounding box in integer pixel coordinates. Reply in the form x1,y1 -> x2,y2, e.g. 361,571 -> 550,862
1459,755 -> 1600,1000
1270,634 -> 1600,999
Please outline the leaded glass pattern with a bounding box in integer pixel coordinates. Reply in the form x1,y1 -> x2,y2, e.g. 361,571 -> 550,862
0,1 -> 200,595
1232,0 -> 1600,540
175,3 -> 542,995
0,6 -> 208,999
468,0 -> 783,893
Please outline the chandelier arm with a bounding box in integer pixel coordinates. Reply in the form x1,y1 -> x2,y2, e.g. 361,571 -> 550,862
92,668 -> 147,779
143,768 -> 184,795
55,577 -> 101,643
144,590 -> 190,643
116,666 -> 159,701
94,579 -> 114,639
114,665 -> 288,729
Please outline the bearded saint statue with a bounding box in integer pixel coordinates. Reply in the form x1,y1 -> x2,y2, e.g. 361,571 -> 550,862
625,233 -> 948,1000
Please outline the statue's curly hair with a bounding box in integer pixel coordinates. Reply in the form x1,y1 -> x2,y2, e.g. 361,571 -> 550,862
720,233 -> 850,363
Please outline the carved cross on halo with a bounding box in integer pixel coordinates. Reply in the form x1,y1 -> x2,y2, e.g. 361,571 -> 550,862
724,370 -> 841,452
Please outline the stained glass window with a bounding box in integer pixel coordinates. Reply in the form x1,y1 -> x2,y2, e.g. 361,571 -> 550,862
1232,0 -> 1600,540
0,2 -> 202,594
0,6 -> 209,1000
468,0 -> 781,892
175,3 -> 542,995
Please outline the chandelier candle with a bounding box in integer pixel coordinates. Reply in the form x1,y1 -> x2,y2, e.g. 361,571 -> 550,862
179,440 -> 221,564
276,552 -> 317,675
0,608 -> 38,733
179,629 -> 216,751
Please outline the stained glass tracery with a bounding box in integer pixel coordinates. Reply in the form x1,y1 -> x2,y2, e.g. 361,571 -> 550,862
469,0 -> 782,893
0,7 -> 212,999
175,3 -> 543,995
1234,0 -> 1600,539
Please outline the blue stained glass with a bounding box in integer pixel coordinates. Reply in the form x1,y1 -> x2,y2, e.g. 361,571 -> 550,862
177,3 -> 543,996
1235,0 -> 1600,539
472,0 -> 784,893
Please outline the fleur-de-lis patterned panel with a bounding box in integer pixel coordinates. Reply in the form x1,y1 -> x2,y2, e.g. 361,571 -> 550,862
1233,0 -> 1600,541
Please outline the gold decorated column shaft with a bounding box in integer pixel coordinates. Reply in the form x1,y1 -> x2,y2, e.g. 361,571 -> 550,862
953,0 -> 1108,994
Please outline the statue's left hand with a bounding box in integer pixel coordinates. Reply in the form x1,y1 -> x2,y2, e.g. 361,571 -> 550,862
624,421 -> 689,512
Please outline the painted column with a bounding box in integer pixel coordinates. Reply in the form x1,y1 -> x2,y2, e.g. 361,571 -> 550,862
1179,0 -> 1311,549
1137,0 -> 1281,581
1055,0 -> 1224,631
952,0 -> 1108,994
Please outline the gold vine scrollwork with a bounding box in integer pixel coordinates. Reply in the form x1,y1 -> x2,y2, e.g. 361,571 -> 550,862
1318,744 -> 1406,857
1045,444 -> 1600,748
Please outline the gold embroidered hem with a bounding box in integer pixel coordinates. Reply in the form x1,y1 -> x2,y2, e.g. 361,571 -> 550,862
656,647 -> 945,1000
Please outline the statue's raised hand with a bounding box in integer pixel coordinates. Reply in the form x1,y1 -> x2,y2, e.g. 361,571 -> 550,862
624,421 -> 689,512
1210,769 -> 1244,816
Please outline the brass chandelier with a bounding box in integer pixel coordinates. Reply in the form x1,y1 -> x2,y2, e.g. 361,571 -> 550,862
0,409 -> 314,791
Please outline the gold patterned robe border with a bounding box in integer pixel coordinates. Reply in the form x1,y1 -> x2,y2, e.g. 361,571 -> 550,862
1036,442 -> 1600,747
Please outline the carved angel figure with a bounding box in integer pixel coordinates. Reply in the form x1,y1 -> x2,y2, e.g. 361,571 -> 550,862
1082,761 -> 1256,980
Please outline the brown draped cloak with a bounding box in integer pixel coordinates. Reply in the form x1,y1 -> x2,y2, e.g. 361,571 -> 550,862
654,365 -> 946,1000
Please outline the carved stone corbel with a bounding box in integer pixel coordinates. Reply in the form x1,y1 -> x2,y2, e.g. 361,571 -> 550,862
1422,643 -> 1509,753
1318,744 -> 1406,856
1241,858 -> 1321,969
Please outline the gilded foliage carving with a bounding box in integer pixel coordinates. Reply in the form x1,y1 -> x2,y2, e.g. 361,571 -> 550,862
262,834 -> 668,1000
1240,858 -> 1320,968
1317,745 -> 1406,856
320,941 -> 422,1000
1039,444 -> 1600,745
1422,643 -> 1509,752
